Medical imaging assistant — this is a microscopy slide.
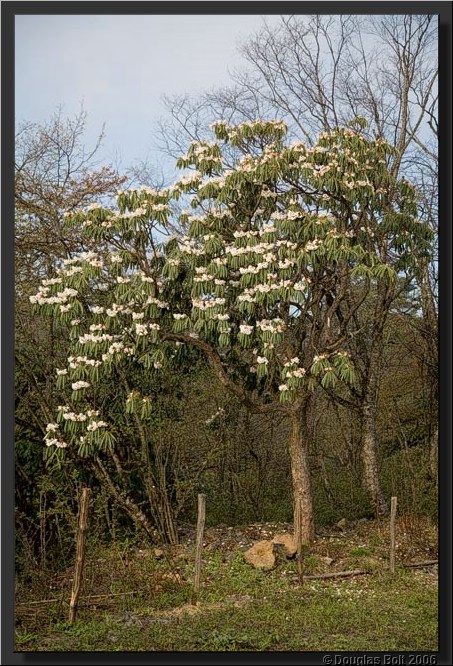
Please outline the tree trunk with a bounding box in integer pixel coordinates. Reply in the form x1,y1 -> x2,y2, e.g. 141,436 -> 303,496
361,340 -> 388,517
91,458 -> 158,541
429,424 -> 438,487
69,487 -> 90,624
130,398 -> 179,545
418,260 -> 438,488
288,406 -> 314,547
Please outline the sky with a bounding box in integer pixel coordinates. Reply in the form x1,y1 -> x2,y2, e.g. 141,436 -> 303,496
15,14 -> 283,179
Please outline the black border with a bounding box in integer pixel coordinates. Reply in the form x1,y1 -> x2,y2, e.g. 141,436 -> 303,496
2,2 -> 452,665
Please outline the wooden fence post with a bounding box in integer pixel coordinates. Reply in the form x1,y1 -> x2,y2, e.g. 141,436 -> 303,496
389,496 -> 397,574
191,493 -> 206,605
69,487 -> 91,623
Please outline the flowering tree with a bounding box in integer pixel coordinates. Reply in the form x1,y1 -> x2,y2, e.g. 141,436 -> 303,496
31,119 -> 429,545
161,14 -> 438,516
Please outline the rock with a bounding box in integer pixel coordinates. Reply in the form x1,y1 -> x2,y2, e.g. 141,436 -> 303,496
244,540 -> 276,570
320,556 -> 334,566
161,572 -> 182,583
170,544 -> 191,562
154,548 -> 164,559
272,533 -> 297,558
336,517 -> 347,529
225,594 -> 253,607
221,551 -> 237,563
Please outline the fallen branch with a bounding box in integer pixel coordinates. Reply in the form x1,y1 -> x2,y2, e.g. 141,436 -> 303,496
403,560 -> 438,568
304,569 -> 368,580
84,591 -> 139,600
16,598 -> 63,606
17,590 -> 140,607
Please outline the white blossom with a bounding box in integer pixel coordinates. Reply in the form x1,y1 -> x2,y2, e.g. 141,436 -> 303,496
257,318 -> 285,333
146,297 -> 169,309
42,277 -> 62,286
45,438 -> 68,448
286,368 -> 306,379
313,354 -> 328,363
63,412 -> 87,422
78,333 -> 115,344
46,423 -> 59,432
63,266 -> 84,277
278,258 -> 296,269
284,357 -> 300,367
71,381 -> 90,390
306,240 -> 322,251
87,420 -> 108,432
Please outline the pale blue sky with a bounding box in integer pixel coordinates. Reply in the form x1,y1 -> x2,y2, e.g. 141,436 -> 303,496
15,14 -> 283,177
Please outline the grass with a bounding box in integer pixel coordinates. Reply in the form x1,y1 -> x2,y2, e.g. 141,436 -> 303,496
15,520 -> 438,652
349,546 -> 373,557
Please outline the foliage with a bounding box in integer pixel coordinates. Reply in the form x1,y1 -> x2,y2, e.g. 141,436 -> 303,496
158,14 -> 438,518
15,109 -> 126,566
30,118 -> 430,450
14,16 -> 439,609
27,117 -> 433,547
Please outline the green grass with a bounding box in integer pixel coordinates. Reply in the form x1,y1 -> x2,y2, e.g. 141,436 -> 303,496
17,554 -> 437,652
349,546 -> 373,557
16,520 -> 438,653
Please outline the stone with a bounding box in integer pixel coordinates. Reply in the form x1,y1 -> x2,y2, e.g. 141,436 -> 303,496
244,540 -> 276,570
154,548 -> 164,559
336,518 -> 347,531
272,533 -> 297,558
320,556 -> 334,566
161,572 -> 182,583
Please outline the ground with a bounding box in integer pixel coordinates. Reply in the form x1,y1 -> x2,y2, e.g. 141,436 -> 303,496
15,516 -> 438,652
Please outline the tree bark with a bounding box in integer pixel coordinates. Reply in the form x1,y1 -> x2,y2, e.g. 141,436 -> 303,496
418,260 -> 438,488
288,405 -> 314,547
361,337 -> 388,517
122,376 -> 179,545
91,458 -> 158,541
191,493 -> 206,605
69,487 -> 90,624
429,424 -> 438,487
